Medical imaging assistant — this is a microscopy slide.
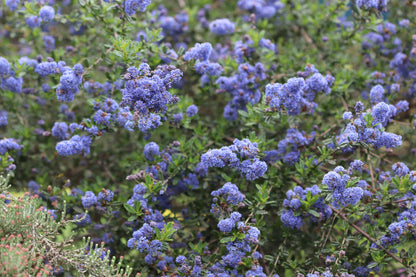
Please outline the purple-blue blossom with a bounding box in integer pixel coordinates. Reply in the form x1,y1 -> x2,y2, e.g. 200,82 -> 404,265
39,6 -> 55,22
143,142 -> 160,161
186,105 -> 198,117
209,19 -> 235,35
81,191 -> 97,208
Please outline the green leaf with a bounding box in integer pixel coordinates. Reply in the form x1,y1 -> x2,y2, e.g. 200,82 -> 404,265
308,209 -> 321,218
123,203 -> 136,214
220,236 -> 234,243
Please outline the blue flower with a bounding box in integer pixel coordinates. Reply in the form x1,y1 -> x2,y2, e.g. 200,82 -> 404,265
186,105 -> 199,117
26,16 -> 41,29
209,18 -> 235,35
143,142 -> 160,161
39,6 -> 55,22
218,218 -> 235,233
81,191 -> 97,208
52,122 -> 69,141
123,0 -> 152,16
0,110 -> 7,126
184,43 -> 212,62
98,189 -> 114,202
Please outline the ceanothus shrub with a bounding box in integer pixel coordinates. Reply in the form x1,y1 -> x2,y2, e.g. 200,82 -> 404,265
1,0 -> 416,276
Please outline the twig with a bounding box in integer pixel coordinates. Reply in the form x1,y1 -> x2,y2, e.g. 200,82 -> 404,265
318,124 -> 337,138
365,149 -> 376,191
367,151 -> 394,165
81,46 -> 114,78
330,206 -> 416,275
391,119 -> 411,126
341,96 -> 348,112
270,237 -> 287,276
178,0 -> 185,8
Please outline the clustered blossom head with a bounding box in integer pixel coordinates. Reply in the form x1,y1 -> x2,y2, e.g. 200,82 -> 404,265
81,191 -> 97,208
237,0 -> 284,20
186,105 -> 199,117
120,64 -> 182,133
281,185 -> 331,229
201,138 -> 267,180
0,56 -> 23,94
51,122 -> 70,141
5,0 -> 20,11
265,64 -> 334,115
375,199 -> 416,249
39,6 -> 55,23
126,180 -> 184,267
56,64 -> 84,102
0,138 -> 23,155
205,183 -> 265,276
184,42 -> 223,78
356,0 -> 388,12
184,43 -> 213,62
217,62 -> 267,121
211,182 -> 245,217
209,18 -> 235,35
392,162 -> 409,177
369,84 -> 385,104
156,8 -> 189,38
322,166 -> 366,208
266,128 -> 316,165
55,135 -> 92,156
123,0 -> 152,16
97,189 -> 114,202
336,101 -> 402,152
73,213 -> 91,227
0,110 -> 7,126
143,142 -> 160,161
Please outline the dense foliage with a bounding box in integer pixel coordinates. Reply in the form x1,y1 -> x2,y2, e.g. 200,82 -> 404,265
1,0 -> 416,276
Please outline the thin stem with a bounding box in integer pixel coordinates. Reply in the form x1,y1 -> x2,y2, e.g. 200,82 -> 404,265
330,206 -> 416,275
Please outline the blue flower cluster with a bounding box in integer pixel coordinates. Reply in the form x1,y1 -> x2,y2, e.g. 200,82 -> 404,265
206,184 -> 265,276
265,64 -> 334,115
336,101 -> 402,151
322,168 -> 365,208
120,64 -> 182,133
143,142 -> 160,161
84,79 -> 123,96
209,18 -> 235,35
356,0 -> 388,12
266,128 -> 316,165
152,6 -> 189,40
51,122 -> 70,141
141,141 -> 203,205
237,0 -> 284,20
186,105 -> 199,117
56,64 -> 84,102
184,42 -> 223,82
126,183 -> 179,266
123,0 -> 152,16
217,62 -> 267,121
73,213 -> 91,227
281,185 -> 332,229
97,189 -> 114,202
39,6 -> 55,23
55,135 -> 92,156
211,182 -> 245,217
34,59 -> 64,77
0,57 -> 23,93
201,138 -> 267,180
0,138 -> 23,155
81,191 -> 98,208
0,110 -> 7,126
